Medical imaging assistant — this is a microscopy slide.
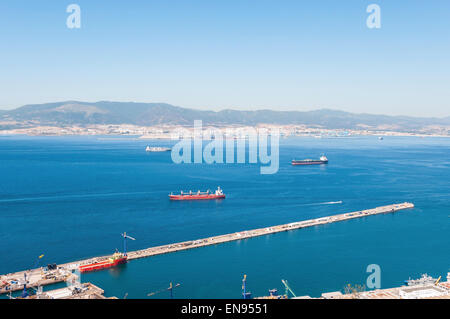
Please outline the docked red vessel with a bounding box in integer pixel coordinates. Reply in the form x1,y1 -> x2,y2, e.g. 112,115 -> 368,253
79,251 -> 127,273
79,232 -> 135,273
292,155 -> 328,166
169,187 -> 225,200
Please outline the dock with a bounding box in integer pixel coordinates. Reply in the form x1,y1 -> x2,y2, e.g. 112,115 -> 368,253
317,273 -> 450,299
25,283 -> 112,299
0,202 -> 414,295
0,267 -> 75,295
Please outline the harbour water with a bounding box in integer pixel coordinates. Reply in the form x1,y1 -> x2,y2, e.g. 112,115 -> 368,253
0,135 -> 449,298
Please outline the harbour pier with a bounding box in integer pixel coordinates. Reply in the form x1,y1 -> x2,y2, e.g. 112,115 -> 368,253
125,202 -> 414,261
0,202 -> 414,295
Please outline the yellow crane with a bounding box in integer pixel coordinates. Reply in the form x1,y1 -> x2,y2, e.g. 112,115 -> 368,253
435,276 -> 442,285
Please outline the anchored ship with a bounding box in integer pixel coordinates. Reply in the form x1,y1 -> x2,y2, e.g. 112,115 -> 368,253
169,187 -> 225,200
292,155 -> 328,166
79,233 -> 135,273
146,146 -> 171,152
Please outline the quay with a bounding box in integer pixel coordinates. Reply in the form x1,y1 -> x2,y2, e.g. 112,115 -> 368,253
0,202 -> 414,295
25,283 -> 112,299
316,271 -> 450,299
255,271 -> 450,299
0,267 -> 75,295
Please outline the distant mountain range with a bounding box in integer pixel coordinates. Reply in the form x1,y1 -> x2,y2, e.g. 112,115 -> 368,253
1,101 -> 449,131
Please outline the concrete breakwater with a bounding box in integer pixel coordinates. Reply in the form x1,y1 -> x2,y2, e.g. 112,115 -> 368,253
0,202 -> 414,295
125,202 -> 414,261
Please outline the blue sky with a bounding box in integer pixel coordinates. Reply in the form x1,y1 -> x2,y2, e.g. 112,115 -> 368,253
0,0 -> 449,117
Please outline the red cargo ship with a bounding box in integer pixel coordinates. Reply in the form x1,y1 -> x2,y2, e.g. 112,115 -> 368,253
169,187 -> 225,200
79,251 -> 127,273
292,155 -> 328,166
79,233 -> 135,273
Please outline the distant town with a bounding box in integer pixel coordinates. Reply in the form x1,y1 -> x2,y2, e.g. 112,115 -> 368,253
0,122 -> 449,138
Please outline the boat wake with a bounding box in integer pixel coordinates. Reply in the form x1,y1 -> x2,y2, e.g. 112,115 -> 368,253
0,191 -> 155,203
319,201 -> 343,205
254,200 -> 344,208
300,201 -> 343,206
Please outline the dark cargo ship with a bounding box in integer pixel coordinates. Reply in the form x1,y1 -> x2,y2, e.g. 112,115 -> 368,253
292,155 -> 328,166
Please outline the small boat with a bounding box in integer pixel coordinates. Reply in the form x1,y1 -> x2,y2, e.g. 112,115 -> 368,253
169,187 -> 225,200
292,155 -> 328,166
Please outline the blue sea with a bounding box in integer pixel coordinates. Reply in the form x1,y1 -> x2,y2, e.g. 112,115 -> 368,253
0,135 -> 449,299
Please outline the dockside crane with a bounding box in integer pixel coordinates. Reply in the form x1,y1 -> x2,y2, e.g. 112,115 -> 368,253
281,279 -> 297,298
19,254 -> 45,299
33,254 -> 45,269
20,273 -> 28,298
242,275 -> 252,299
121,232 -> 136,256
147,282 -> 181,299
435,276 -> 442,285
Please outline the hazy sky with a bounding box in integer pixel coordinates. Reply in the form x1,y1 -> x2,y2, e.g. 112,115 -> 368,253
0,0 -> 449,117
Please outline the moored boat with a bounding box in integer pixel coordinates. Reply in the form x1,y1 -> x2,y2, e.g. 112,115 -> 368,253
404,273 -> 438,286
78,232 -> 135,273
79,251 -> 127,273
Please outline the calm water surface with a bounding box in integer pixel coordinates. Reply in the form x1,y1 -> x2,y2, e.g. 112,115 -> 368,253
0,135 -> 449,298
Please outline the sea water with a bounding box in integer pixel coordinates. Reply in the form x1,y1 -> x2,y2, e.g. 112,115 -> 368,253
0,135 -> 449,298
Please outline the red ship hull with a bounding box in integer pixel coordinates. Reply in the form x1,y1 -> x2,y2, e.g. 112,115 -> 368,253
169,194 -> 225,200
79,256 -> 127,273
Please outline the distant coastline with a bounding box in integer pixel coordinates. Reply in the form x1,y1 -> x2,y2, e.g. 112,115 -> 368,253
0,123 -> 449,138
1,101 -> 449,138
